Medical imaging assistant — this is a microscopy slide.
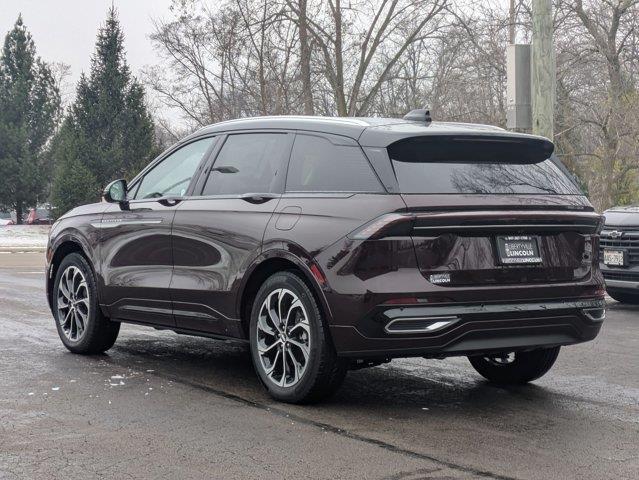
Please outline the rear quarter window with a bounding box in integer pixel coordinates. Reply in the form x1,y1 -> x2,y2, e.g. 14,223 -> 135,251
286,134 -> 383,193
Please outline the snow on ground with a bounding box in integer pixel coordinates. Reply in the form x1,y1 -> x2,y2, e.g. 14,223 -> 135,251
0,225 -> 49,251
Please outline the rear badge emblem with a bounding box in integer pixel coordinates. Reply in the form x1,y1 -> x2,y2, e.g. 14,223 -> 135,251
429,273 -> 451,284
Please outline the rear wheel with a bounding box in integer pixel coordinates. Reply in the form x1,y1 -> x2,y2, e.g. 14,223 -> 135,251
468,347 -> 560,384
607,290 -> 639,304
249,271 -> 347,403
53,253 -> 120,354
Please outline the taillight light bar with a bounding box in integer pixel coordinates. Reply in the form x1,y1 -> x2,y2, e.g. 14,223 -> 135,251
347,213 -> 414,240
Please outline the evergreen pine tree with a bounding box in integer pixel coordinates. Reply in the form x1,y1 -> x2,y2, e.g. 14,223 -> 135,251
52,7 -> 154,216
0,15 -> 61,223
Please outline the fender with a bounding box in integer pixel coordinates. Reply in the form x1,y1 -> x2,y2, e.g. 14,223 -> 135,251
236,243 -> 334,325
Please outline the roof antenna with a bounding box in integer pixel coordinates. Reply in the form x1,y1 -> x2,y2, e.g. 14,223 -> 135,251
403,106 -> 432,124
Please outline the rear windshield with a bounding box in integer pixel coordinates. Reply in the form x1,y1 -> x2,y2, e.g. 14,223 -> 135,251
388,136 -> 581,195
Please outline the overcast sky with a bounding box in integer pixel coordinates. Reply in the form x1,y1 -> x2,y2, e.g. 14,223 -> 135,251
2,0 -> 174,109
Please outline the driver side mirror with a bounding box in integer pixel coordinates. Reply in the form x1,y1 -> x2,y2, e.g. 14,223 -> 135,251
103,179 -> 129,209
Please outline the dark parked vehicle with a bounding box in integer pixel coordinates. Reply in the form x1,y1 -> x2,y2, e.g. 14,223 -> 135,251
600,206 -> 639,304
46,112 -> 606,403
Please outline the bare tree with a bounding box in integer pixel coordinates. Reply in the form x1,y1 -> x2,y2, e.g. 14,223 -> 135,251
145,0 -> 639,209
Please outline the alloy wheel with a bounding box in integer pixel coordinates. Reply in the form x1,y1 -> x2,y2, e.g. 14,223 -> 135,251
56,266 -> 90,342
256,288 -> 311,388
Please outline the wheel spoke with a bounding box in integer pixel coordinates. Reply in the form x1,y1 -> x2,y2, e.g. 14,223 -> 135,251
280,346 -> 287,386
291,353 -> 302,384
284,299 -> 302,327
74,311 -> 84,337
76,297 -> 90,308
59,279 -> 71,300
265,349 -> 281,376
75,280 -> 87,297
60,308 -> 73,328
277,291 -> 285,329
267,309 -> 282,333
257,313 -> 276,336
258,339 -> 281,354
288,319 -> 309,335
288,338 -> 309,361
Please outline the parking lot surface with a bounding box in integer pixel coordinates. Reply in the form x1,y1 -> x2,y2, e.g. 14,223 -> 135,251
1,253 -> 637,480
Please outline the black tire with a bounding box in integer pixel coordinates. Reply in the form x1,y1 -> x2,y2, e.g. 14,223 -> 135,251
607,290 -> 639,304
52,253 -> 120,354
468,347 -> 560,384
249,271 -> 347,404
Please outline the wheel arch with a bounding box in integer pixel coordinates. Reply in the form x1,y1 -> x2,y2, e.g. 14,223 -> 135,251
47,234 -> 95,311
237,250 -> 333,339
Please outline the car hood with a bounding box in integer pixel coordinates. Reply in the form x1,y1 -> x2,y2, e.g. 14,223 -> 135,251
58,202 -> 110,221
604,206 -> 639,226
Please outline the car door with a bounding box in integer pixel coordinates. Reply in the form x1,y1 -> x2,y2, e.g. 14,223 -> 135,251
170,131 -> 293,336
99,136 -> 217,326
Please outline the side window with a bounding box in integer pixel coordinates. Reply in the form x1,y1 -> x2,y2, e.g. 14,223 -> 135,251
134,137 -> 215,200
286,134 -> 382,192
201,133 -> 289,196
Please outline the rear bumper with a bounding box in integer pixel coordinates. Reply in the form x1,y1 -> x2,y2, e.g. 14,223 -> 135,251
330,297 -> 606,358
604,279 -> 639,291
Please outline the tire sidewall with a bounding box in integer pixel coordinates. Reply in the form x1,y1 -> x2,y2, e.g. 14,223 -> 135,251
52,253 -> 100,352
249,272 -> 326,402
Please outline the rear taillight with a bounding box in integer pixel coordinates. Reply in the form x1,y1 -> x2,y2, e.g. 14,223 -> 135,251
347,213 -> 414,240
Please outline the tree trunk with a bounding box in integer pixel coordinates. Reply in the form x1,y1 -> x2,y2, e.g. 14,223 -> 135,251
298,0 -> 314,115
15,201 -> 23,225
331,0 -> 348,116
531,0 -> 555,140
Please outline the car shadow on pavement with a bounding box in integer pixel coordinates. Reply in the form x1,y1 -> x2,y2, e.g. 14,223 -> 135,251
107,331 -> 564,424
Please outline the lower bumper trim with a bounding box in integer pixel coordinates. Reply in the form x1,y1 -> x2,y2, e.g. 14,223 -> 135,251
333,297 -> 606,358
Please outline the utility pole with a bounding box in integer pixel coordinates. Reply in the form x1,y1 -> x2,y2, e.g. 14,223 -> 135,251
531,0 -> 555,140
506,0 -> 532,133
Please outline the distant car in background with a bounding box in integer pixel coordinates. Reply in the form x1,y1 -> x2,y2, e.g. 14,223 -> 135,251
0,211 -> 14,226
600,206 -> 639,304
26,207 -> 53,225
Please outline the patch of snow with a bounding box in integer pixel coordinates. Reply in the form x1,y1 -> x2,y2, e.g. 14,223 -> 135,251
0,225 -> 49,249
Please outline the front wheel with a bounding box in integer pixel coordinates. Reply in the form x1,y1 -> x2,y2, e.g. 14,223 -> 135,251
249,271 -> 347,403
53,253 -> 120,354
468,347 -> 560,384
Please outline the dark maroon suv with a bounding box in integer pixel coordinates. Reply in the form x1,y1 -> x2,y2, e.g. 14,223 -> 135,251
46,112 -> 606,403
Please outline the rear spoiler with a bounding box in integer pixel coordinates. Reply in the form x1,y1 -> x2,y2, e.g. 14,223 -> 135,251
387,135 -> 554,165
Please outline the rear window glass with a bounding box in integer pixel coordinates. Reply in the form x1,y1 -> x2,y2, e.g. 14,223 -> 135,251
286,134 -> 383,192
388,137 -> 581,195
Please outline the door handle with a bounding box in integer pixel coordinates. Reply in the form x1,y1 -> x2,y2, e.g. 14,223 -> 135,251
158,197 -> 183,207
239,193 -> 279,204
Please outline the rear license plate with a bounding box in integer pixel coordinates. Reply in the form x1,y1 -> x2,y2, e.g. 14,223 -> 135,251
496,235 -> 542,265
603,249 -> 626,266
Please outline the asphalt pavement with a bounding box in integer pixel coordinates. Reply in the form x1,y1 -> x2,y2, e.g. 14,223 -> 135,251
0,253 -> 637,480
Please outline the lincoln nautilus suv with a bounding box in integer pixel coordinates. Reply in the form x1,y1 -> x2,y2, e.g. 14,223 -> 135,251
46,111 -> 606,403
